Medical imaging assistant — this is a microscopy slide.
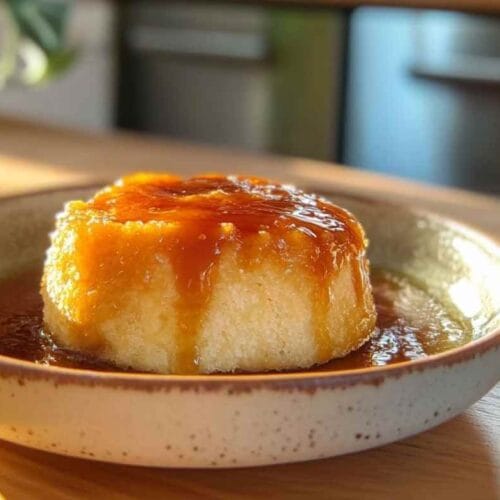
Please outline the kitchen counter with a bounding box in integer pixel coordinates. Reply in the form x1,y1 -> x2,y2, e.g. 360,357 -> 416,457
0,117 -> 498,499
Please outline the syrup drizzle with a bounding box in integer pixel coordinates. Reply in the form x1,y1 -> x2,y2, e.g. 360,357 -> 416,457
78,174 -> 369,372
0,269 -> 471,372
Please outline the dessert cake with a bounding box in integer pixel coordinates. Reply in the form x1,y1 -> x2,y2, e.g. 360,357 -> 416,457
42,173 -> 376,374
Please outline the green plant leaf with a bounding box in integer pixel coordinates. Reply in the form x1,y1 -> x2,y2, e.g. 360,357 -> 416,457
42,46 -> 75,80
2,0 -> 76,84
0,3 -> 19,88
5,0 -> 71,54
19,37 -> 76,84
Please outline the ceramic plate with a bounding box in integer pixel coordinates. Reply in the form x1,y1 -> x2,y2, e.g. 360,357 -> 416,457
0,186 -> 498,468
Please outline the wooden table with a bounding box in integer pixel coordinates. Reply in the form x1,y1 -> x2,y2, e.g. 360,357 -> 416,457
0,118 -> 498,499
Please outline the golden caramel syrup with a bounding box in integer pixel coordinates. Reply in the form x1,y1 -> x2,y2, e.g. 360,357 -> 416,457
0,269 -> 471,373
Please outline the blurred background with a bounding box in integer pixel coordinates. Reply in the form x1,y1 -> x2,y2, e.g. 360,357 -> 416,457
0,0 -> 499,194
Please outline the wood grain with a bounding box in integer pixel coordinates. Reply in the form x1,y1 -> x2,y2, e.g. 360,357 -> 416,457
0,117 -> 498,500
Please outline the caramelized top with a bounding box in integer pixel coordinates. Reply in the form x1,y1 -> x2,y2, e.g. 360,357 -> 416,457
89,173 -> 365,246
74,174 -> 370,373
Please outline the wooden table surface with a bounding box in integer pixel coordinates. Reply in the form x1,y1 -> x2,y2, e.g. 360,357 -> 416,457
0,118 -> 498,499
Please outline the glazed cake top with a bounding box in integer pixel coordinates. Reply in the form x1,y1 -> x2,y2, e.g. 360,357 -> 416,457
88,173 -> 366,252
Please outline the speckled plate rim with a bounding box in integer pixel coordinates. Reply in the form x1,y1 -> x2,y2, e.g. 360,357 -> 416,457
0,184 -> 498,391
